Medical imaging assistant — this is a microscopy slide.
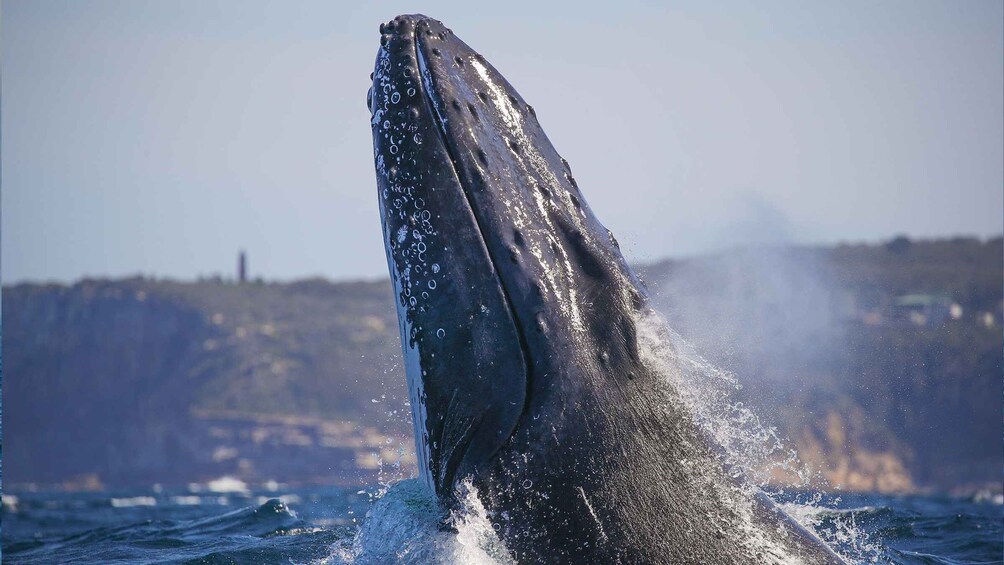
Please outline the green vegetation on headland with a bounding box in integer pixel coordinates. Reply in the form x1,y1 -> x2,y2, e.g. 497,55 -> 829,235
3,236 -> 1000,494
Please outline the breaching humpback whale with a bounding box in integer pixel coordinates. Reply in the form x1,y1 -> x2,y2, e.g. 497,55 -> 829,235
368,14 -> 845,564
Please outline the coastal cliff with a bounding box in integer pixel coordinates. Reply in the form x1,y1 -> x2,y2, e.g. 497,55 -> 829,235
4,237 -> 1000,493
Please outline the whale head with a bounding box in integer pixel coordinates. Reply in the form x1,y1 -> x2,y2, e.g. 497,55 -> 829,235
369,14 -> 647,499
368,15 -> 848,565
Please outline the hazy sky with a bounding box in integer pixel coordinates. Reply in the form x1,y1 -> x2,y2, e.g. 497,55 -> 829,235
3,1 -> 1002,284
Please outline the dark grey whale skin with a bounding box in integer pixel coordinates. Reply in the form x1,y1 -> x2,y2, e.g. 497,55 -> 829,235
368,14 -> 845,564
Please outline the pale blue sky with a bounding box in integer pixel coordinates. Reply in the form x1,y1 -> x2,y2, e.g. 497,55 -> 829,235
3,1 -> 1002,284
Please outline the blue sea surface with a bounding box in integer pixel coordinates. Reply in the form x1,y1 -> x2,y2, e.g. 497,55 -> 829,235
1,484 -> 1000,564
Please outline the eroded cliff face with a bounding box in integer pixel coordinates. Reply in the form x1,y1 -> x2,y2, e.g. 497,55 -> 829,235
765,410 -> 915,494
4,280 -> 213,485
3,238 -> 1001,493
807,411 -> 914,493
2,277 -> 412,489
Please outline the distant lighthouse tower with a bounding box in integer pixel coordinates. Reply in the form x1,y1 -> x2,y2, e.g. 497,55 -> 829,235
238,250 -> 247,283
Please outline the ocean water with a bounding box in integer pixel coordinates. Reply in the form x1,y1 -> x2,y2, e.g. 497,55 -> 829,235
2,481 -> 1001,564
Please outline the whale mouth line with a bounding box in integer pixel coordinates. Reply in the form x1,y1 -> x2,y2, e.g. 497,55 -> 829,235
413,25 -> 534,477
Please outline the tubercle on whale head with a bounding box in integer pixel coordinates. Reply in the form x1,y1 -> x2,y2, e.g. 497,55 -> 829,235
369,13 -> 652,498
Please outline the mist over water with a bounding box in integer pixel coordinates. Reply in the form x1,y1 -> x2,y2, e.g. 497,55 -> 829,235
638,311 -> 883,562
645,248 -> 845,384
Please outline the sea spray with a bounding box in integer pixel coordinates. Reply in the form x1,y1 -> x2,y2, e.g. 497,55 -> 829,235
636,309 -> 817,488
637,309 -> 879,562
780,502 -> 884,562
336,479 -> 510,565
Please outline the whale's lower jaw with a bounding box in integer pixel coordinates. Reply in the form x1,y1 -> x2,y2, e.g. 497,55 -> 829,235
369,13 -> 846,564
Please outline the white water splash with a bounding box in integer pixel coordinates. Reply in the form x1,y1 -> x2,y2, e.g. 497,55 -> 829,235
637,309 -> 876,563
322,479 -> 510,565
780,503 -> 885,563
636,310 -> 816,488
